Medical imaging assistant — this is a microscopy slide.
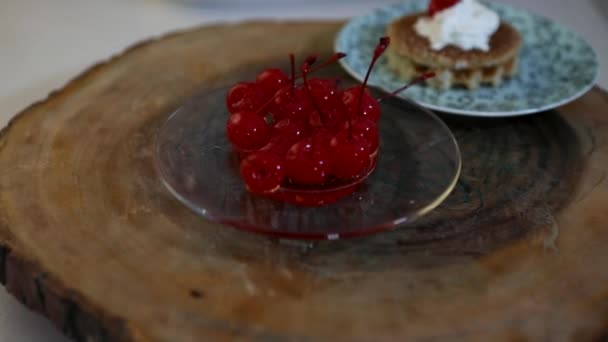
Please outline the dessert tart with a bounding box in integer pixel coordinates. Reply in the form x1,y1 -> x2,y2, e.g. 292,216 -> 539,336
387,0 -> 522,89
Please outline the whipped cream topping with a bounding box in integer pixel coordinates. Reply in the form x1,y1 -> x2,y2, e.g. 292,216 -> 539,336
414,0 -> 500,52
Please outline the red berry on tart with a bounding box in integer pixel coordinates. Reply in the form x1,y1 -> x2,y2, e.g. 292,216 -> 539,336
223,37 -> 434,205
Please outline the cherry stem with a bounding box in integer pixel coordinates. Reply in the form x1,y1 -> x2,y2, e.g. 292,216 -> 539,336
289,53 -> 295,97
300,55 -> 327,125
376,71 -> 436,103
357,37 -> 390,117
309,52 -> 347,74
288,52 -> 346,82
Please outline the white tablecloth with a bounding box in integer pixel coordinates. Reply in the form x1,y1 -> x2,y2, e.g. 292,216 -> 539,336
0,1 -> 606,340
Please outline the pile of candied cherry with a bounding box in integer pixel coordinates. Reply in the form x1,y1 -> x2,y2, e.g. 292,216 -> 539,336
225,37 -> 434,195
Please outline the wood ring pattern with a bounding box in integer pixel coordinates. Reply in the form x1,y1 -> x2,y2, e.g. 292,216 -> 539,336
0,22 -> 607,341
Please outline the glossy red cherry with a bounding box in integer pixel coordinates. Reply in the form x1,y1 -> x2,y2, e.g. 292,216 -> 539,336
311,128 -> 333,146
308,106 -> 347,132
260,135 -> 291,158
329,132 -> 372,180
343,86 -> 380,122
270,87 -> 311,121
308,110 -> 323,129
285,137 -> 332,185
226,82 -> 265,114
299,57 -> 348,132
240,151 -> 285,194
345,118 -> 379,153
269,54 -> 311,121
307,78 -> 344,110
272,118 -> 310,145
429,0 -> 460,16
226,111 -> 270,151
222,40 -> 440,202
256,68 -> 289,99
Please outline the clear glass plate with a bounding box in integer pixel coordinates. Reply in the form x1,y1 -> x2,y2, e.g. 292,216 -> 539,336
155,87 -> 461,240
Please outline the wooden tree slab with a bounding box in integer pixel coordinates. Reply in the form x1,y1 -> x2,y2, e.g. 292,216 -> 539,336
1,21 -> 608,341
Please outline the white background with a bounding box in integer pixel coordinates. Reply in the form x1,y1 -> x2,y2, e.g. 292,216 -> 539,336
0,0 -> 606,341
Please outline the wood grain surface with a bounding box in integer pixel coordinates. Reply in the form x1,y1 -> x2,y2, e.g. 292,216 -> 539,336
0,21 -> 607,341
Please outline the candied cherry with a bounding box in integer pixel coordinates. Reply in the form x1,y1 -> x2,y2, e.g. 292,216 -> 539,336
343,86 -> 380,122
271,53 -> 349,124
223,37 -> 439,202
226,111 -> 270,151
311,127 -> 334,147
240,151 -> 285,194
311,108 -> 347,132
226,82 -> 265,114
272,118 -> 310,145
285,137 -> 333,185
308,110 -> 322,129
271,87 -> 311,121
429,0 -> 460,16
344,118 -> 379,153
260,135 -> 291,158
300,56 -> 348,132
329,132 -> 372,180
256,68 -> 289,99
270,54 -> 311,121
308,78 -> 344,111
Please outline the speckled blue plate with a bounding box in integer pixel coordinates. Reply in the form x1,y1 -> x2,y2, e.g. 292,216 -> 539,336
336,1 -> 599,117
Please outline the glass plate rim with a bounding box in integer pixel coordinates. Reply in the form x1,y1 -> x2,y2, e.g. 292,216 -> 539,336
154,85 -> 462,240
